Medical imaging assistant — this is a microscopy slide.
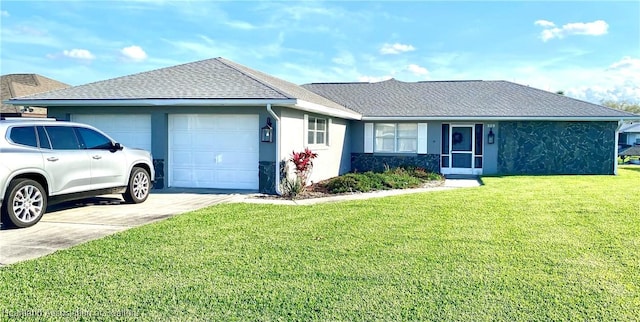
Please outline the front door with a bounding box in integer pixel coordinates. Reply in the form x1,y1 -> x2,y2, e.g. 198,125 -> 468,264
441,124 -> 483,175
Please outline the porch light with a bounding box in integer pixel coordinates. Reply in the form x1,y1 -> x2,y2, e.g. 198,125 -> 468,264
488,128 -> 495,144
261,117 -> 273,143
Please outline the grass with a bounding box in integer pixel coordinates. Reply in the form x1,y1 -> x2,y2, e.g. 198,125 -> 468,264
619,155 -> 640,164
1,168 -> 639,320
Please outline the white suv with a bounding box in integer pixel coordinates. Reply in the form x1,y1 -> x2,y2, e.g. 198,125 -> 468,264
0,118 -> 155,228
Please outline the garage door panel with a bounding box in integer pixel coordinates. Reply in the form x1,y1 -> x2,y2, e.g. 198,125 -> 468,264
216,116 -> 255,131
169,114 -> 259,190
172,152 -> 192,165
212,171 -> 255,189
193,169 -> 215,182
217,133 -> 255,149
171,132 -> 192,146
218,171 -> 255,182
215,152 -> 258,168
171,169 -> 192,185
170,115 -> 191,128
192,152 -> 216,167
72,114 -> 151,151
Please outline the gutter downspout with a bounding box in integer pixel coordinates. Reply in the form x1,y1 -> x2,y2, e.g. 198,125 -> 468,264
614,120 -> 624,175
266,104 -> 282,195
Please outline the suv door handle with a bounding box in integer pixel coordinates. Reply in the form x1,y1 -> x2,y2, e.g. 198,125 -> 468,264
47,157 -> 59,162
92,155 -> 102,160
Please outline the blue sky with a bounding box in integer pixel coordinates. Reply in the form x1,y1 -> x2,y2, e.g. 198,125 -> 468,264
1,1 -> 639,104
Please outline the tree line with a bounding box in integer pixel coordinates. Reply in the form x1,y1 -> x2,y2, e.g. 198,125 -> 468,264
601,100 -> 640,114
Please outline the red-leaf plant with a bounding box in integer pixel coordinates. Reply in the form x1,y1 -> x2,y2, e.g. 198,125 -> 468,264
289,148 -> 319,185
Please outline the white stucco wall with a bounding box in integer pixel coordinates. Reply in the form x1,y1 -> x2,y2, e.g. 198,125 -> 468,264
279,108 -> 350,184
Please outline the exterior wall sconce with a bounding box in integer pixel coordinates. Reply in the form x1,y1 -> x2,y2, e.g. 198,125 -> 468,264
261,117 -> 273,143
487,128 -> 495,144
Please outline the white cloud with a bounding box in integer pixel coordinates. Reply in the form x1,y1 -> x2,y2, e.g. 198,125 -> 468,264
562,57 -> 640,103
225,20 -> 256,30
1,10 -> 9,17
407,64 -> 428,76
332,51 -> 355,66
121,45 -> 148,61
63,49 -> 95,60
380,43 -> 415,55
358,75 -> 394,83
608,56 -> 640,71
534,20 -> 555,28
563,20 -> 609,36
535,19 -> 609,41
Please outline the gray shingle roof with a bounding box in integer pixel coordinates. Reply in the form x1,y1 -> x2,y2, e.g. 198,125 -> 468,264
217,58 -> 353,113
8,57 -> 354,115
302,79 -> 637,118
619,145 -> 640,157
620,123 -> 640,133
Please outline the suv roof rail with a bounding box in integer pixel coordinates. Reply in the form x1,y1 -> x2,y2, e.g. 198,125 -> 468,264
0,117 -> 57,121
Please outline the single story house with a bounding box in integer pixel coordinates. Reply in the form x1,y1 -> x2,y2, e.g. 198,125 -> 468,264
6,57 -> 639,194
619,122 -> 640,146
1,73 -> 70,117
619,145 -> 640,164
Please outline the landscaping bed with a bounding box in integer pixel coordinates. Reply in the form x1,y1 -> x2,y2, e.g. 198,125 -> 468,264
274,167 -> 444,200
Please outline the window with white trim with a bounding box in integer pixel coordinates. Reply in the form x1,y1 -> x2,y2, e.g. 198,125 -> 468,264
374,123 -> 418,153
307,116 -> 327,145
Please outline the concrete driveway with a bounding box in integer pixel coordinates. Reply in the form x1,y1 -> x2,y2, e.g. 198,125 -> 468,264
0,191 -> 244,266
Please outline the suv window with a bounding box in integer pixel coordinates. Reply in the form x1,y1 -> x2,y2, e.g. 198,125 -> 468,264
37,126 -> 51,149
9,126 -> 38,147
76,127 -> 113,149
44,126 -> 82,150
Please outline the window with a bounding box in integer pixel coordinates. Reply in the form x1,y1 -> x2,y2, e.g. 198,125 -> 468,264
374,123 -> 417,153
307,116 -> 327,145
44,126 -> 81,150
76,127 -> 113,149
37,126 -> 51,149
9,126 -> 38,147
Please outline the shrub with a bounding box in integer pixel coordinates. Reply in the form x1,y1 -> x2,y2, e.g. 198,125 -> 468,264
323,167 -> 442,194
324,174 -> 361,193
290,148 -> 318,185
281,177 -> 304,199
281,148 -> 319,197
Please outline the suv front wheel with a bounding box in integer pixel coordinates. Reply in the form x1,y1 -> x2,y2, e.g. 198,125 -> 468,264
123,167 -> 151,204
2,179 -> 48,228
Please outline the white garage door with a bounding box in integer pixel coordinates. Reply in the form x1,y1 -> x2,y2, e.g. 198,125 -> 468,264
72,114 -> 152,151
169,114 -> 259,190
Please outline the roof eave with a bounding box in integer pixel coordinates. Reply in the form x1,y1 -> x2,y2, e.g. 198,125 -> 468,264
4,98 -> 298,107
361,116 -> 640,122
292,99 -> 361,120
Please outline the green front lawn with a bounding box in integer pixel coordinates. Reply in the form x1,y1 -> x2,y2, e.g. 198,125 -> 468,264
1,169 -> 639,320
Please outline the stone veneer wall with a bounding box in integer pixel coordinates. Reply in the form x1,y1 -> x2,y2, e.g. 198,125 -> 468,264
259,161 -> 277,194
497,121 -> 617,175
351,153 -> 440,173
152,159 -> 164,189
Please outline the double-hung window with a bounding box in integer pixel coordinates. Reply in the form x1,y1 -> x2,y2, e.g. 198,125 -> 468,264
365,122 -> 427,154
307,116 -> 327,145
374,123 -> 418,153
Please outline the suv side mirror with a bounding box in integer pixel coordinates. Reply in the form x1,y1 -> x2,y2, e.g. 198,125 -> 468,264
111,142 -> 124,152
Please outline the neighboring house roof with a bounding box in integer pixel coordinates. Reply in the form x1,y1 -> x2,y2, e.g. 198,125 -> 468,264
619,145 -> 640,157
620,123 -> 640,133
1,74 -> 69,116
302,79 -> 637,120
6,57 -> 360,119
